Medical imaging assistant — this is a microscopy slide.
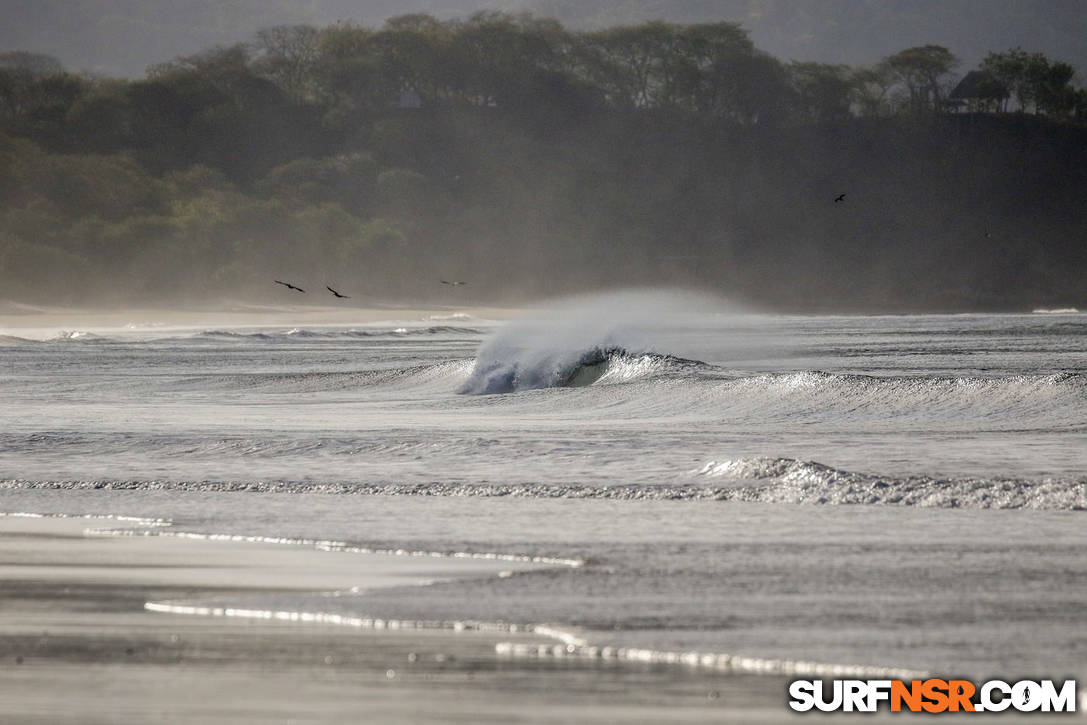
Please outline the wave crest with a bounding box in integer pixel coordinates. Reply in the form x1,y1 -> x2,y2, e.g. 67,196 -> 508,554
5,465 -> 1085,510
694,457 -> 1087,509
458,346 -> 704,395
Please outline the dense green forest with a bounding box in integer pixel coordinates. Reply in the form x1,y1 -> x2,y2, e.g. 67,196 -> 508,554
1,14 -> 1085,310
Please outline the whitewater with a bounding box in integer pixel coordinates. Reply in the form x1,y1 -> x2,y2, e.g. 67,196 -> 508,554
1,293 -> 1084,685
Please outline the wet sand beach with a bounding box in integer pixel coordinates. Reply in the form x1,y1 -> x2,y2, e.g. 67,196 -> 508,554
0,515 -> 804,724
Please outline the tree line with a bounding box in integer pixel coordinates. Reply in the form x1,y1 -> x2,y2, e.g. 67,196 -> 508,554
4,15 -> 1085,147
1,14 -> 1085,310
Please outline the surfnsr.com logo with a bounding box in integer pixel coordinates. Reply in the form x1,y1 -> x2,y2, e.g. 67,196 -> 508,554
789,679 -> 1077,713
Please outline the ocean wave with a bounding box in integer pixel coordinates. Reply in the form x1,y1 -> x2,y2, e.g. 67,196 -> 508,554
193,330 -> 275,340
426,313 -> 477,321
190,326 -> 482,342
720,370 -> 1084,409
564,370 -> 1087,431
50,330 -> 104,341
455,367 -> 1085,430
693,457 -> 1087,509
459,346 -> 705,394
165,365 -> 1087,427
0,334 -> 37,346
5,464 -> 1084,509
458,290 -> 722,394
160,359 -> 473,393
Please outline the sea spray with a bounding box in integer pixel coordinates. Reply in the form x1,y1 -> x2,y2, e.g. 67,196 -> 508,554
458,289 -> 730,394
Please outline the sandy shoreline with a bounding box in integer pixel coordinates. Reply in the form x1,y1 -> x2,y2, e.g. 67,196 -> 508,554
0,514 -> 1013,723
0,514 -> 818,724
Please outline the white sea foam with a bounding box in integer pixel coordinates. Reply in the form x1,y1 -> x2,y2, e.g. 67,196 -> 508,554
6,465 -> 1084,509
87,526 -> 585,568
458,290 -> 726,394
693,457 -> 1087,509
51,330 -> 99,341
493,637 -> 929,679
0,510 -> 170,525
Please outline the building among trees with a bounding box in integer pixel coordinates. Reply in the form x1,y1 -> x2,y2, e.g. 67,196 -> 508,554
948,70 -> 1009,112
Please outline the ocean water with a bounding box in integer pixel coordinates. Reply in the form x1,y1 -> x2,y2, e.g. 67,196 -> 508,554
1,294 -> 1085,682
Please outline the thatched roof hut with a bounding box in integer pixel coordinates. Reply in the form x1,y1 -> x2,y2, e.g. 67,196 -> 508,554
949,70 -> 1009,112
950,70 -> 1008,101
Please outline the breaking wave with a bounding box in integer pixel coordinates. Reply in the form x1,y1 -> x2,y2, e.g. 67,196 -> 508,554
454,352 -> 1083,430
5,459 -> 1085,510
459,345 -> 705,394
692,457 -> 1087,509
457,289 -> 722,394
51,330 -> 104,341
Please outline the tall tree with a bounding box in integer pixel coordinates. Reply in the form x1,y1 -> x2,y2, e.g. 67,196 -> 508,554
0,51 -> 64,76
576,22 -> 680,108
788,62 -> 854,123
370,14 -> 457,103
984,48 -> 1078,115
885,45 -> 959,114
851,63 -> 896,117
667,22 -> 755,114
252,25 -> 322,101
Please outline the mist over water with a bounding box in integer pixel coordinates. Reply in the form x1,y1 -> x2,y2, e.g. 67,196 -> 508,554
459,290 -> 725,394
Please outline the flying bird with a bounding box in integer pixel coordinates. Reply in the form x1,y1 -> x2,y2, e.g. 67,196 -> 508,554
326,285 -> 350,299
274,280 -> 305,293
440,280 -> 467,286
834,193 -> 846,203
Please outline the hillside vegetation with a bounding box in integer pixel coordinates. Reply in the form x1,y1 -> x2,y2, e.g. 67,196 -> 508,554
1,14 -> 1085,310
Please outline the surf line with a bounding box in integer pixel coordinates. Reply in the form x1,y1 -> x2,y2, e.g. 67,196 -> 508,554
0,511 -> 171,526
494,636 -> 929,680
119,528 -> 926,680
85,526 -> 585,569
143,599 -> 928,680
9,512 -> 928,681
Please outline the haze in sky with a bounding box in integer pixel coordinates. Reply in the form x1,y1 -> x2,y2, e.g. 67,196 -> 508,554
2,0 -> 1085,77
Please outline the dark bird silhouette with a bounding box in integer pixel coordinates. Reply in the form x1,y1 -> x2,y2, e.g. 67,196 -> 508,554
274,280 -> 305,293
834,193 -> 846,203
326,285 -> 350,299
440,280 -> 467,286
